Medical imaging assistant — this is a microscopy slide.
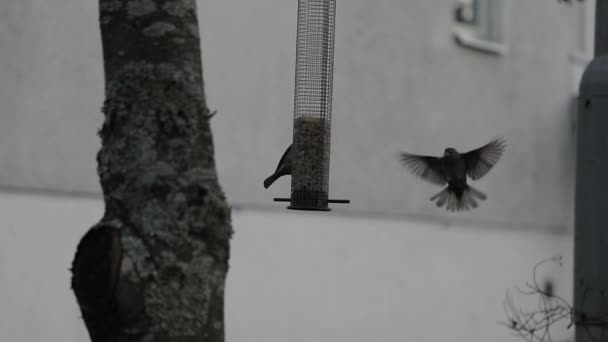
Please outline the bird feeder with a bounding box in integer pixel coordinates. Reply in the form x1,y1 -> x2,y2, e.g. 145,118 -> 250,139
274,0 -> 349,211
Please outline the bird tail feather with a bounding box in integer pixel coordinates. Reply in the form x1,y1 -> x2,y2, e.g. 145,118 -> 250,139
430,185 -> 487,212
467,185 -> 487,200
263,173 -> 279,189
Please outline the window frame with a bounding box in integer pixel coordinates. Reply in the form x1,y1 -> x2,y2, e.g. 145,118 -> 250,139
452,0 -> 507,56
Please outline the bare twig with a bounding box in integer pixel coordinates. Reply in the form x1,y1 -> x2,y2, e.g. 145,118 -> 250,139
501,257 -> 608,342
501,257 -> 573,342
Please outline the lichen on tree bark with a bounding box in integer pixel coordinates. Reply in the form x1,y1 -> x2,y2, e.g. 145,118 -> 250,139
71,1 -> 232,341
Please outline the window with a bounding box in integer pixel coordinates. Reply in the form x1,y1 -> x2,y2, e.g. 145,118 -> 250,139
454,0 -> 480,26
452,0 -> 507,55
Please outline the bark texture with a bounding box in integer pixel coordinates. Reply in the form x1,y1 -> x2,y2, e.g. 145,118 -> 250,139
71,1 -> 232,341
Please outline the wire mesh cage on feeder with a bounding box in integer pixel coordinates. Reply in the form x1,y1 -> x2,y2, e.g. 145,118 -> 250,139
274,0 -> 349,211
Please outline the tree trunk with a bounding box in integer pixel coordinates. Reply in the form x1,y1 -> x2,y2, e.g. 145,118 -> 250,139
71,1 -> 232,341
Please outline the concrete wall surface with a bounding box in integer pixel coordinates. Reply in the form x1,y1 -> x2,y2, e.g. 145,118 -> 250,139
0,0 -> 591,230
0,190 -> 573,342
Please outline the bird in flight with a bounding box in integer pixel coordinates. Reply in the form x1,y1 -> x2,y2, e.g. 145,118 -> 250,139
264,144 -> 294,189
399,137 -> 506,212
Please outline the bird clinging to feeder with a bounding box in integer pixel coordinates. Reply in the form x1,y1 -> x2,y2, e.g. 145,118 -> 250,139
399,137 -> 506,212
264,144 -> 294,189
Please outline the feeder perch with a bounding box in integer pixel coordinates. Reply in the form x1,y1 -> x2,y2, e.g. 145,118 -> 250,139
274,0 -> 349,211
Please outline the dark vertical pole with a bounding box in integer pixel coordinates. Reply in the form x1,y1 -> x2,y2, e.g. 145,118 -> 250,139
595,0 -> 608,56
574,2 -> 608,341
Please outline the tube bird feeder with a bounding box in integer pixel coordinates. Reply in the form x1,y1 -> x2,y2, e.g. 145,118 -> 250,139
274,0 -> 349,211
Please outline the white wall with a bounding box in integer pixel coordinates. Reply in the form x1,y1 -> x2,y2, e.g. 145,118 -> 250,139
0,190 -> 573,342
0,1 -> 581,340
0,0 -> 586,228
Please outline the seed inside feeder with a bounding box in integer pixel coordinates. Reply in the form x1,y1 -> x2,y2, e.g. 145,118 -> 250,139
291,116 -> 331,201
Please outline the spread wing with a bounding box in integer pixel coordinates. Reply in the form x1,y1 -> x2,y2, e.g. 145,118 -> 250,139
463,137 -> 506,180
399,153 -> 447,186
274,144 -> 293,172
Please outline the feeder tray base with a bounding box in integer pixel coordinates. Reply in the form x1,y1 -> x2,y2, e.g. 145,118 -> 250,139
273,197 -> 350,211
287,205 -> 332,212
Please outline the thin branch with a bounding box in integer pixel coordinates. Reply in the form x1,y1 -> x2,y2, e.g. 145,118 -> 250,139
501,257 -> 608,342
